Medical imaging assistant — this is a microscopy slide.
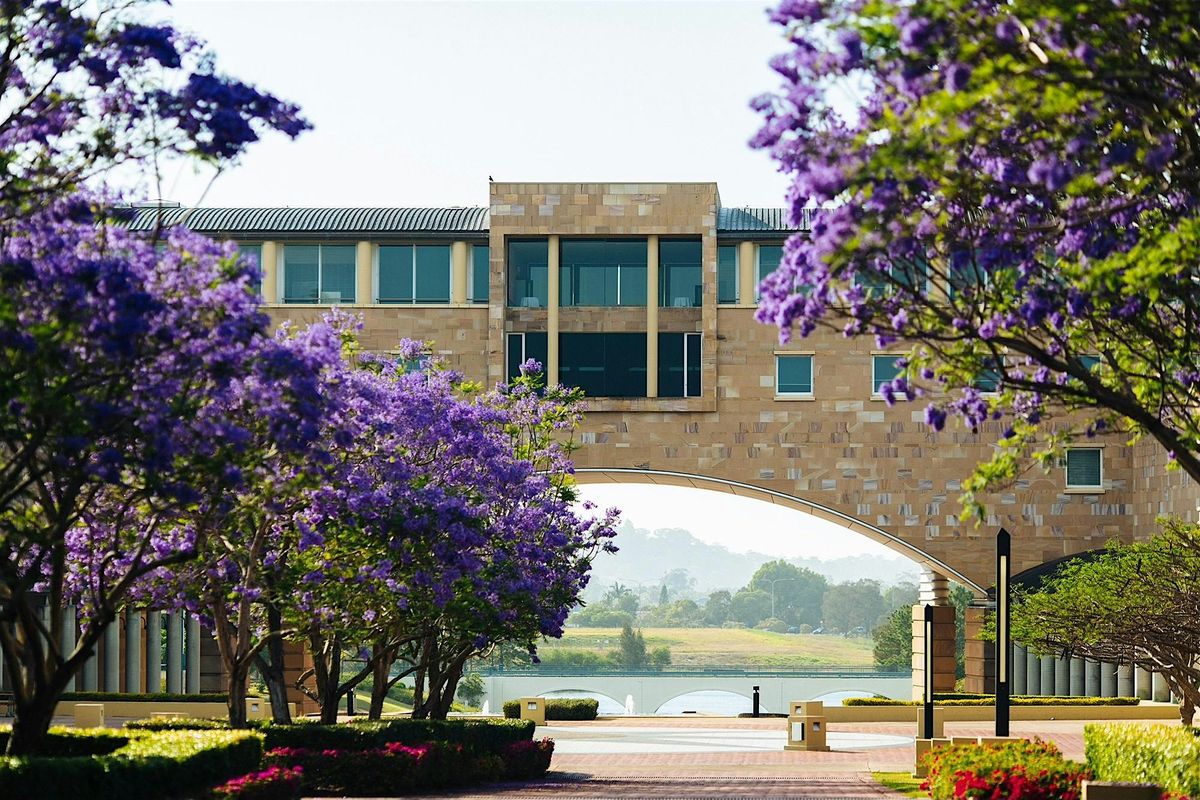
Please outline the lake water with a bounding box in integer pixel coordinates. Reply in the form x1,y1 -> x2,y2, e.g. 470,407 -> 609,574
542,688 -> 877,716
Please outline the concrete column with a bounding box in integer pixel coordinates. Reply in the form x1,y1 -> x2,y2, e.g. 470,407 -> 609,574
450,241 -> 469,304
1152,672 -> 1170,703
125,611 -> 142,693
1117,664 -> 1135,697
166,611 -> 184,694
738,241 -> 756,304
962,606 -> 993,694
185,614 -> 201,694
355,241 -> 373,304
1135,668 -> 1153,700
1012,644 -> 1027,695
1069,657 -> 1085,696
546,235 -> 560,386
1100,661 -> 1117,697
1026,649 -> 1041,694
61,605 -> 77,692
81,633 -> 98,692
1039,656 -> 1055,696
260,241 -> 278,302
646,235 -> 659,398
104,621 -> 120,692
1054,656 -> 1070,695
1085,659 -> 1101,697
145,611 -> 162,693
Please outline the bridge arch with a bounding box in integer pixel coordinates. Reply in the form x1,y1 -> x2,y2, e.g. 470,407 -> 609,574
540,688 -> 625,710
652,688 -> 755,715
574,467 -> 985,595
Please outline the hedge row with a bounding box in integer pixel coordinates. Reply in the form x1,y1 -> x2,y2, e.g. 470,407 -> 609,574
1085,723 -> 1200,798
59,692 -> 234,703
922,738 -> 1090,800
0,728 -> 263,800
502,698 -> 599,720
845,695 -> 1140,707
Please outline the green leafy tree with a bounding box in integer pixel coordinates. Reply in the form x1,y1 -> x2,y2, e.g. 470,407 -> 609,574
872,607 -> 912,670
603,583 -> 640,616
703,590 -> 732,626
1012,518 -> 1200,725
455,671 -> 484,707
884,582 -> 920,609
821,579 -> 887,633
730,588 -> 773,628
616,623 -> 648,668
748,561 -> 828,626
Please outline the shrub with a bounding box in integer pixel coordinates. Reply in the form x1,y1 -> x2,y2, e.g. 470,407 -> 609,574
263,741 -> 475,794
501,698 -> 598,720
259,718 -> 534,754
211,765 -> 304,800
922,739 -> 1089,800
501,738 -> 554,780
126,717 -> 230,732
0,726 -> 129,756
0,729 -> 263,800
1085,723 -> 1200,798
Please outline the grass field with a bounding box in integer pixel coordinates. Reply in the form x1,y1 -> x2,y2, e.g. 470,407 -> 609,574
543,627 -> 875,668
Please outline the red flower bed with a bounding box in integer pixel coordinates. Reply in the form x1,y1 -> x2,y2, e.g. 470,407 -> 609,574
211,765 -> 304,800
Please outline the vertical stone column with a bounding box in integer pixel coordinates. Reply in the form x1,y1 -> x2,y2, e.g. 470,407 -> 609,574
283,638 -> 319,717
61,605 -> 77,692
1085,659 -> 1101,697
546,235 -> 560,385
1069,657 -> 1085,696
911,571 -> 956,700
185,614 -> 201,694
1152,672 -> 1170,703
145,611 -> 162,693
1012,644 -> 1027,695
81,636 -> 98,692
1117,664 -> 1135,697
260,241 -> 279,303
356,241 -> 373,304
1054,655 -> 1070,696
104,621 -> 120,692
738,241 -> 756,304
646,235 -> 659,398
1026,650 -> 1041,694
166,611 -> 183,694
962,606 -> 993,694
125,610 -> 143,693
1135,668 -> 1153,700
1100,661 -> 1118,697
450,241 -> 469,304
1039,656 -> 1055,696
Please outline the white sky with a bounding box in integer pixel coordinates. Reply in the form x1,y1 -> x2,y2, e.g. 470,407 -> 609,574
157,0 -> 897,561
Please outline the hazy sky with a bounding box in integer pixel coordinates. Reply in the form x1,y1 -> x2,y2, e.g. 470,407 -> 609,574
157,0 -> 902,563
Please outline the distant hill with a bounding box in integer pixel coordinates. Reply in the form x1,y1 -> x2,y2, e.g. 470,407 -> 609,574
583,522 -> 920,599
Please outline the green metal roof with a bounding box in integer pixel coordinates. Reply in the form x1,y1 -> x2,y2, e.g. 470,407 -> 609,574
118,206 -> 489,238
716,207 -> 810,235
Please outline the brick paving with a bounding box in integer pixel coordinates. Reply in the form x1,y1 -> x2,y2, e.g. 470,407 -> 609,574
424,773 -> 904,799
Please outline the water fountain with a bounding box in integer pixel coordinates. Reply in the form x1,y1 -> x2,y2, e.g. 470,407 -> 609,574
480,700 -> 490,716
624,694 -> 636,715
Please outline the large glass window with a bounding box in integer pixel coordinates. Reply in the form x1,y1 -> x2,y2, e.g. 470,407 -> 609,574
559,333 -> 647,397
872,354 -> 903,395
283,244 -> 356,304
776,354 -> 814,396
659,239 -> 702,308
470,244 -> 489,303
658,332 -> 701,398
560,239 -> 647,307
506,332 -> 548,381
1065,448 -> 1103,489
755,244 -> 783,300
718,245 -> 739,304
377,245 -> 451,304
507,239 -> 549,307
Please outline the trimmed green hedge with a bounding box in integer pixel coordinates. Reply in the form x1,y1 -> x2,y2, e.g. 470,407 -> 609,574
1085,723 -> 1200,798
0,728 -> 263,800
923,738 -> 1089,800
0,726 -> 129,756
59,692 -> 236,703
845,695 -> 1140,707
502,698 -> 599,720
125,717 -> 230,732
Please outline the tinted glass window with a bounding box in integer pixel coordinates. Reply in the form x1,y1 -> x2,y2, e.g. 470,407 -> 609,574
658,333 -> 701,398
659,239 -> 702,307
283,244 -> 319,303
506,332 -> 548,381
414,245 -> 451,303
559,333 -> 647,397
872,355 -> 903,394
718,246 -> 738,303
320,245 -> 356,303
561,239 -> 647,306
471,245 -> 489,303
777,355 -> 813,395
378,245 -> 415,303
1066,448 -> 1102,488
508,240 -> 549,307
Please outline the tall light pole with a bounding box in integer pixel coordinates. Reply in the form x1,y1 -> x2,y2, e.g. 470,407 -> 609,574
768,577 -> 798,619
996,528 -> 1012,737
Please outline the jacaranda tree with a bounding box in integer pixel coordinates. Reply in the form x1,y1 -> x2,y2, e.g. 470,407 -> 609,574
753,0 -> 1200,513
0,0 -> 306,753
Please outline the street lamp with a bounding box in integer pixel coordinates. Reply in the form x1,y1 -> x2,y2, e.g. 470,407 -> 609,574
768,577 -> 798,619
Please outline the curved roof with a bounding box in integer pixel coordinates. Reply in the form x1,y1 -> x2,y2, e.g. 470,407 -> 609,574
117,206 -> 489,237
717,206 -> 811,234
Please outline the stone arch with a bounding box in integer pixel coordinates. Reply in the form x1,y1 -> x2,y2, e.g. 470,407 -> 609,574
574,467 -> 985,595
652,688 -> 755,715
539,688 -> 625,709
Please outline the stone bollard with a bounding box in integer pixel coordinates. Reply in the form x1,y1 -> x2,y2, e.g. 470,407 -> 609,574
74,702 -> 105,728
784,701 -> 829,752
517,696 -> 546,725
916,706 -> 945,739
913,737 -> 951,778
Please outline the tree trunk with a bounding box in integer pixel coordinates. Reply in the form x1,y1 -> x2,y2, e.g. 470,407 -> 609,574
307,629 -> 343,725
6,691 -> 60,756
369,641 -> 394,720
226,663 -> 250,729
254,603 -> 292,724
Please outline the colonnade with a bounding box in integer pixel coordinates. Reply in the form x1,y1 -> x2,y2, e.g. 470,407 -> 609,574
1010,644 -> 1173,702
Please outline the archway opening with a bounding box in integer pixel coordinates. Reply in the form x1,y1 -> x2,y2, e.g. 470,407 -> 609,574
655,690 -> 758,716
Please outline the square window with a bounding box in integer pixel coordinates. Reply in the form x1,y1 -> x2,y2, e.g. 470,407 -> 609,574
974,358 -> 1003,393
1065,448 -> 1103,489
777,355 -> 813,397
872,355 -> 903,395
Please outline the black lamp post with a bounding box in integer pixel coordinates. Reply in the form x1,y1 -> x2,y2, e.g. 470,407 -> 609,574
996,528 -> 1011,737
923,603 -> 934,738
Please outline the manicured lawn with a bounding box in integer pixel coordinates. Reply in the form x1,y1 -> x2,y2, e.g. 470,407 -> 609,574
872,771 -> 927,798
543,627 -> 875,668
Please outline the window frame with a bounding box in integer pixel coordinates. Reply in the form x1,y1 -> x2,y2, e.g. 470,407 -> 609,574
233,241 -> 263,295
559,238 -> 648,308
658,238 -> 703,308
775,353 -> 815,399
374,243 -> 452,305
658,331 -> 702,398
871,354 -> 903,398
280,242 -> 357,305
755,243 -> 785,301
507,238 -> 550,308
1064,446 -> 1104,491
469,243 -> 489,304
